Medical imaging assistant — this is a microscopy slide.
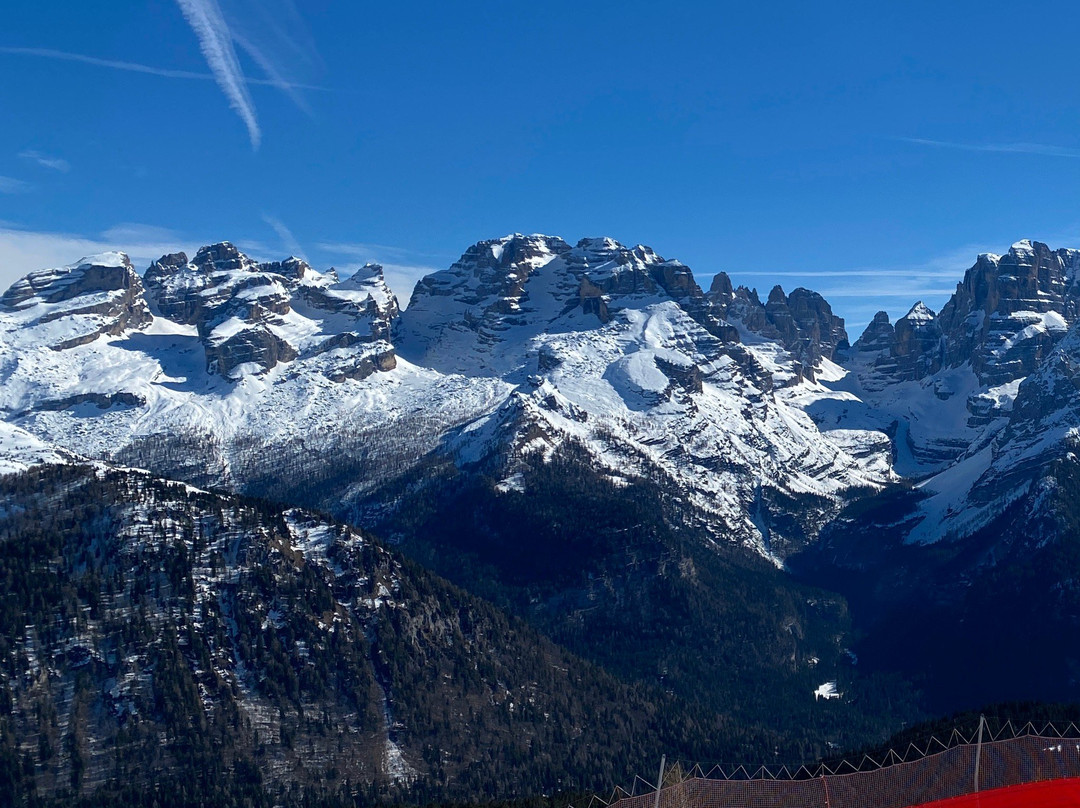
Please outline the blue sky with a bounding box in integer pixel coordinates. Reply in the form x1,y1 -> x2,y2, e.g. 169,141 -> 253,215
4,1 -> 1080,334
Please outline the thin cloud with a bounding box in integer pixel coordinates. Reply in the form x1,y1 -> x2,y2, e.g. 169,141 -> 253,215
817,287 -> 959,298
5,1 -> 321,148
902,137 -> 1080,159
317,241 -> 452,262
101,223 -> 185,244
173,0 -> 322,147
710,241 -> 1007,331
0,176 -> 31,194
315,241 -> 442,305
18,150 -> 70,173
175,0 -> 261,149
0,46 -> 325,89
362,262 -> 441,307
735,269 -> 966,278
262,214 -> 306,260
0,223 -> 189,294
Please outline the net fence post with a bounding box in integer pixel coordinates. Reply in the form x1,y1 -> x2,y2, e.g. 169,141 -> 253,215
652,755 -> 666,808
973,714 -> 986,793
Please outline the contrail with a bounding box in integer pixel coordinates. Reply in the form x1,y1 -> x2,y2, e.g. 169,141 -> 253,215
0,46 -> 325,90
174,0 -> 261,149
232,32 -> 311,116
262,214 -> 306,260
901,137 -> 1080,159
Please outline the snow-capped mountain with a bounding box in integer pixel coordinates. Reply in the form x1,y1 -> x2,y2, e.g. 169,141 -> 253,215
8,231 -> 1080,804
813,239 -> 1080,545
4,233 -> 1080,558
0,234 -> 893,562
394,234 -> 888,557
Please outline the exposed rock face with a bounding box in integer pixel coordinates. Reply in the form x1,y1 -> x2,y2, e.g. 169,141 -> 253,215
0,253 -> 151,349
326,347 -> 398,382
705,277 -> 848,376
396,234 -> 744,375
143,244 -> 400,379
935,240 -> 1078,386
853,302 -> 944,391
302,262 -> 400,343
853,311 -> 894,353
892,302 -> 943,379
857,241 -> 1080,391
1006,324 -> 1080,439
567,238 -> 740,341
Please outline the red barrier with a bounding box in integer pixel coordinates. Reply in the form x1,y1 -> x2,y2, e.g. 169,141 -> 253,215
601,727 -> 1080,808
911,777 -> 1080,807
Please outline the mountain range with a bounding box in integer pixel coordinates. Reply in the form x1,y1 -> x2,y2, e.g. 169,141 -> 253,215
2,234 -> 1080,805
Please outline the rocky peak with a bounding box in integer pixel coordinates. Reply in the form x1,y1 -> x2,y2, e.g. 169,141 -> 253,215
705,278 -> 847,375
191,241 -> 259,274
786,287 -> 849,359
397,234 -> 743,374
260,256 -> 312,281
709,271 -> 734,302
408,233 -> 570,313
903,301 -> 936,322
143,244 -> 398,380
764,285 -> 796,334
853,311 -> 894,353
766,285 -> 787,306
566,238 -> 736,336
3,252 -> 142,309
0,252 -> 151,349
567,237 -> 672,299
301,262 -> 400,344
932,239 -> 1080,386
875,301 -> 944,381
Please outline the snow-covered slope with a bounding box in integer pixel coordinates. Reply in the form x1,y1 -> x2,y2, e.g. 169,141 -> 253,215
824,239 -> 1080,544
0,421 -> 76,475
8,233 -> 1080,557
0,234 -> 895,563
394,234 -> 891,558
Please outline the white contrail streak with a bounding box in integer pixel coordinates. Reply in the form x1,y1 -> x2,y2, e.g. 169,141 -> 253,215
174,0 -> 261,149
262,214 -> 306,260
232,33 -> 311,116
902,137 -> 1080,159
0,46 -> 325,90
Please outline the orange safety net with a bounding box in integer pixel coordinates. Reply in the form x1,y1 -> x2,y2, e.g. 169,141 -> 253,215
604,733 -> 1080,808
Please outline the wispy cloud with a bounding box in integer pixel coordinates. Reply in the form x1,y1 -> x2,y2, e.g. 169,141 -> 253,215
262,214 -> 305,260
0,223 -> 190,294
4,1 -> 320,148
735,269 -> 965,278
0,176 -> 31,194
902,137 -> 1080,159
0,46 -> 325,89
316,241 -> 450,262
711,242 -> 1004,332
820,287 -> 959,298
315,241 -> 445,305
18,149 -> 69,173
172,0 -> 322,148
175,0 -> 261,148
101,223 -> 185,244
